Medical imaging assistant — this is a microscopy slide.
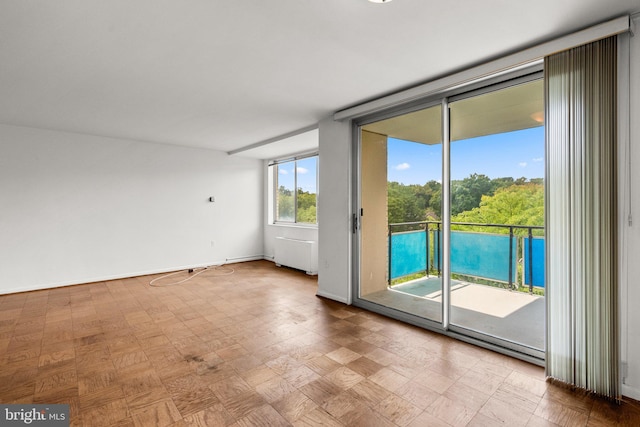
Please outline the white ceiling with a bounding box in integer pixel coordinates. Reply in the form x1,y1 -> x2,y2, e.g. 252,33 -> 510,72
1,1 -> 638,158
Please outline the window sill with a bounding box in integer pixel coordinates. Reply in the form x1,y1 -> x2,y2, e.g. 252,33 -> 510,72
269,222 -> 318,230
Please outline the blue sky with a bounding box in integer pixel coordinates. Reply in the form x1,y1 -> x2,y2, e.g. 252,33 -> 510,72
387,126 -> 544,184
278,156 -> 317,193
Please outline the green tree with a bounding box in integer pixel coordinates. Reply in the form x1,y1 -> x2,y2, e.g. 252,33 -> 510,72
385,175 -> 542,227
297,205 -> 317,223
387,181 -> 424,224
277,186 -> 294,221
296,189 -> 317,223
451,173 -> 492,215
452,183 -> 544,233
490,177 -> 515,193
422,180 -> 442,219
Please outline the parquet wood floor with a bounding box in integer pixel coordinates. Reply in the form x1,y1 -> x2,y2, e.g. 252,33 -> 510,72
0,260 -> 638,426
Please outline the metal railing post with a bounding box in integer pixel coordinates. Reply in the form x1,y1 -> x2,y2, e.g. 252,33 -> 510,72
528,227 -> 533,294
388,225 -> 392,286
425,223 -> 429,277
436,223 -> 441,277
508,226 -> 514,290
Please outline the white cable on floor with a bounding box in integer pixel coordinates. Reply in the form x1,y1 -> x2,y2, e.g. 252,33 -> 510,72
149,263 -> 234,287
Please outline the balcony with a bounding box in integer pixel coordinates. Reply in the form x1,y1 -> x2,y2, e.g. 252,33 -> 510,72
363,221 -> 545,351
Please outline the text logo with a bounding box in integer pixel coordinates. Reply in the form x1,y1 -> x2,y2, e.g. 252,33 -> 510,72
1,405 -> 69,426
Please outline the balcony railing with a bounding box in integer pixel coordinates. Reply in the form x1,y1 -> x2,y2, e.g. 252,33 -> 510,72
388,221 -> 545,293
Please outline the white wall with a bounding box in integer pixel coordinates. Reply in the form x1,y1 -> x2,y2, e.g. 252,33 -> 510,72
621,14 -> 640,400
0,124 -> 264,294
317,116 -> 352,304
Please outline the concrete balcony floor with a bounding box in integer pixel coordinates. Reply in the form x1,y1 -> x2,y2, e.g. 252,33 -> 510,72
363,277 -> 545,351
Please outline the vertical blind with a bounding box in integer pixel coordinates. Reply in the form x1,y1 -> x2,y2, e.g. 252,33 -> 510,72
545,36 -> 619,399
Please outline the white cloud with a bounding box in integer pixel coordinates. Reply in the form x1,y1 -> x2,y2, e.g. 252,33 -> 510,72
533,157 -> 543,162
519,162 -> 528,167
296,167 -> 308,174
279,169 -> 288,175
395,162 -> 411,171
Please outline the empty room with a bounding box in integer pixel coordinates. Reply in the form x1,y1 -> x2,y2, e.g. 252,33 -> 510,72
2,1 -> 640,426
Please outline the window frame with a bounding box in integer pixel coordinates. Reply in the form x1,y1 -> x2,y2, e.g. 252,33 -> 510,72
271,153 -> 318,226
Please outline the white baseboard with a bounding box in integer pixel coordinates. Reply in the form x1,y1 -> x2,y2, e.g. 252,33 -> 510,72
623,384 -> 640,401
316,289 -> 351,305
225,255 -> 265,263
0,256 -> 265,295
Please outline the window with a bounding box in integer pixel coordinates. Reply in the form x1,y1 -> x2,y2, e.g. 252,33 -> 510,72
273,155 -> 318,224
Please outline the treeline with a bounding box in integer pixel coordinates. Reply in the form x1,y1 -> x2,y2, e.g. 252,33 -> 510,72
276,173 -> 542,227
388,173 -> 544,227
277,187 -> 317,223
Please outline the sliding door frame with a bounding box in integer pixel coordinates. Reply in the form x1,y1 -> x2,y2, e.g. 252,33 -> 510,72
351,64 -> 546,365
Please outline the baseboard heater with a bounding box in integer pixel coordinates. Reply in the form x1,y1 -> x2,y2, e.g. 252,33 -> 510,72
274,237 -> 318,275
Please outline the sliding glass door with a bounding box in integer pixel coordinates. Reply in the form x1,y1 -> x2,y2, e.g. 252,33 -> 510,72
358,104 -> 443,323
448,79 -> 545,352
355,75 -> 545,358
